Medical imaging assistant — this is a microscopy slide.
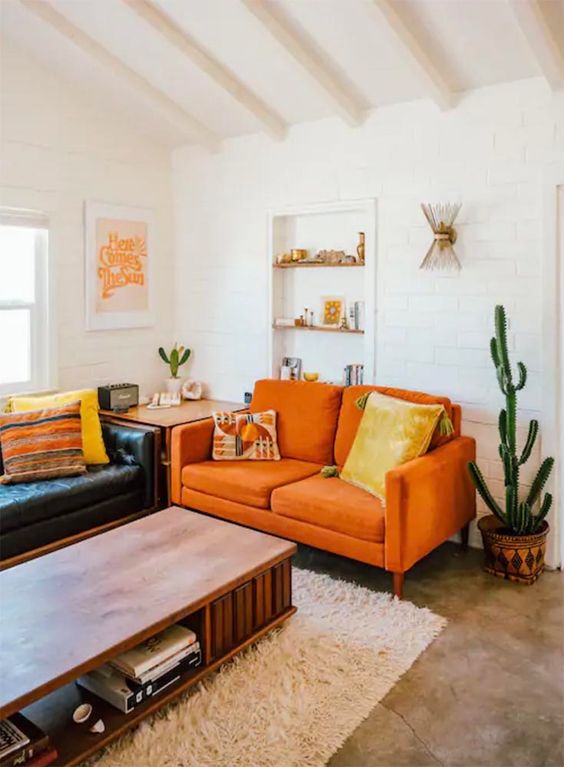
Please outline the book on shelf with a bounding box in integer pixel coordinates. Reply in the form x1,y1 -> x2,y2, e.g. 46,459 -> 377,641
109,624 -> 197,680
0,714 -> 49,767
348,301 -> 365,331
77,643 -> 202,714
21,749 -> 58,767
344,364 -> 364,386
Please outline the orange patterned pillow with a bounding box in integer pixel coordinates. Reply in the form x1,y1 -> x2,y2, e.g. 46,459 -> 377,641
0,401 -> 86,484
212,410 -> 280,461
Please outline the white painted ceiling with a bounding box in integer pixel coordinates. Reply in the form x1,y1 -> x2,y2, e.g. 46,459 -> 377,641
1,0 -> 563,148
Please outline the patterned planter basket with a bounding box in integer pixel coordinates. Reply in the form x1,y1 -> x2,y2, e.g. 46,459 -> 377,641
478,515 -> 549,585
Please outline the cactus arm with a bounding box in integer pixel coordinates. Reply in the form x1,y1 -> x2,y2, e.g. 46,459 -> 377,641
515,362 -> 527,391
498,409 -> 507,446
506,390 -> 517,453
158,347 -> 170,365
519,419 -> 538,465
179,348 -> 191,366
499,444 -> 513,487
468,462 -> 505,523
526,457 -> 555,507
530,493 -> 552,533
495,365 -> 508,395
490,337 -> 500,368
494,304 -> 512,386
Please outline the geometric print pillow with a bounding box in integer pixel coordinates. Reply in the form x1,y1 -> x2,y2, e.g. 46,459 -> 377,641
212,410 -> 280,461
0,401 -> 86,484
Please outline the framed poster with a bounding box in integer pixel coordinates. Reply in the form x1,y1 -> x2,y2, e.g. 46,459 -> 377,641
85,202 -> 155,330
321,296 -> 345,327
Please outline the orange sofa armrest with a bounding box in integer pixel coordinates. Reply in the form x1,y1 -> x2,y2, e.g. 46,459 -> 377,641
384,436 -> 476,574
171,418 -> 214,505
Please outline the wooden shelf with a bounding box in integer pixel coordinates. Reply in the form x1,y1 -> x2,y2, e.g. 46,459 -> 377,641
273,323 -> 364,334
273,261 -> 364,269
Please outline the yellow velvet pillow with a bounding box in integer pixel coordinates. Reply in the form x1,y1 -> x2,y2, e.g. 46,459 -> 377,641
340,391 -> 444,503
8,389 -> 109,465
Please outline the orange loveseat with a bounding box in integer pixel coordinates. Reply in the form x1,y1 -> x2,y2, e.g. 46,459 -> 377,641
171,380 -> 476,597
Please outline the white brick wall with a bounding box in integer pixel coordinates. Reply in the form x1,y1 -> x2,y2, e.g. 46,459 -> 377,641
173,78 -> 564,550
0,42 -> 174,395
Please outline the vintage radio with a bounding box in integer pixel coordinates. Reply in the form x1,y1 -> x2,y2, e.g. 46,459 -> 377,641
98,383 -> 139,413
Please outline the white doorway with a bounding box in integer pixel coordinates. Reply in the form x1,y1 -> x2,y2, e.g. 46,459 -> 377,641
542,181 -> 563,570
559,186 -> 563,568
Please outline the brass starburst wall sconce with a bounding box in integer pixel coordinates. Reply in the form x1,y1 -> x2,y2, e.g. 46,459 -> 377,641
419,202 -> 462,271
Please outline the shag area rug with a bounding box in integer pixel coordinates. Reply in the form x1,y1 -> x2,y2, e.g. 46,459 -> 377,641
90,568 -> 445,767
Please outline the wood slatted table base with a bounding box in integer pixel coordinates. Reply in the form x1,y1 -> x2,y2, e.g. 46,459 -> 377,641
21,558 -> 294,767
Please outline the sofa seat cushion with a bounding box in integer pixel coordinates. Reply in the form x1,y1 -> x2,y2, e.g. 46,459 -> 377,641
181,459 -> 321,509
0,464 -> 143,533
271,474 -> 385,543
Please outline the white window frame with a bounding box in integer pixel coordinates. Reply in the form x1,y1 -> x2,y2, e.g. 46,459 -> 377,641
0,209 -> 53,397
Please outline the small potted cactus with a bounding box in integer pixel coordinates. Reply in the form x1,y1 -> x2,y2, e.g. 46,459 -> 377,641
468,305 -> 554,584
158,343 -> 191,395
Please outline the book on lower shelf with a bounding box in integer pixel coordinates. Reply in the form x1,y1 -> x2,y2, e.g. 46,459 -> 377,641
77,626 -> 202,714
108,624 -> 197,680
19,750 -> 58,767
0,714 -> 53,767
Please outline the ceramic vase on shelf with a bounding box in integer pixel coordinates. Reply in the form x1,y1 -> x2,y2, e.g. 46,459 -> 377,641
356,232 -> 365,264
165,377 -> 183,396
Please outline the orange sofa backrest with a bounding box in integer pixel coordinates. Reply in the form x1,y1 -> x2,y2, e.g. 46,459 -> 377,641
251,380 -> 342,465
334,385 -> 456,467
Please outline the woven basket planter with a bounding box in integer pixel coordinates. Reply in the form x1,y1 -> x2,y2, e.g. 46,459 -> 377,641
478,515 -> 549,585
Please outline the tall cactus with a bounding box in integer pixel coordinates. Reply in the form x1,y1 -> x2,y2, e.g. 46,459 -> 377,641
468,305 -> 554,535
158,343 -> 191,378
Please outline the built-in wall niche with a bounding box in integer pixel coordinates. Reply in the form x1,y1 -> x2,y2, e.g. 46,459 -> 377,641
267,200 -> 376,384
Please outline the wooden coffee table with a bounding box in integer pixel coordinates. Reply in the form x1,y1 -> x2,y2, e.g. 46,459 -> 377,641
0,507 -> 296,767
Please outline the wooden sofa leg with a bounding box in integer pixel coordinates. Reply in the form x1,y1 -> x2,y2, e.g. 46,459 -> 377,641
392,572 -> 404,599
460,522 -> 470,551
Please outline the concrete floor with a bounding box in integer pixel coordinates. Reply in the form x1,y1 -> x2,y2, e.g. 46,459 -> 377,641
293,542 -> 564,767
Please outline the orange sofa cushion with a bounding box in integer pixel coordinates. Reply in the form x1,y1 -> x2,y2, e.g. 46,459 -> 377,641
334,385 -> 454,467
271,474 -> 385,543
181,458 -> 321,509
250,380 -> 342,465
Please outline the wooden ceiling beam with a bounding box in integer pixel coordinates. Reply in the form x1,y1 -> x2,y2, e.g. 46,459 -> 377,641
241,0 -> 366,127
20,0 -> 220,151
508,0 -> 564,90
370,0 -> 456,110
122,0 -> 287,140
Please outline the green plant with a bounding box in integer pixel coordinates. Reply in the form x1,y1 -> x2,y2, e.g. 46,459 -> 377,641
468,305 -> 553,535
158,343 -> 191,378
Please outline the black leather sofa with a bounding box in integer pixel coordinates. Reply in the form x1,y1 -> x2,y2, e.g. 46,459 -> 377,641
0,420 -> 157,562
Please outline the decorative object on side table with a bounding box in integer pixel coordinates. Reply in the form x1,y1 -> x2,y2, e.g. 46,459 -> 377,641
303,372 -> 319,382
419,202 -> 461,271
97,383 -> 139,413
181,379 -> 202,400
158,343 -> 191,396
468,305 -> 554,584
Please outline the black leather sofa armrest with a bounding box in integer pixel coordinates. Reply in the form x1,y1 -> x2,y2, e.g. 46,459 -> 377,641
101,421 -> 158,510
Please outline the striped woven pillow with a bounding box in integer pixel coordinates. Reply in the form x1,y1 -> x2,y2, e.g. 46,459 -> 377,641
0,401 -> 86,484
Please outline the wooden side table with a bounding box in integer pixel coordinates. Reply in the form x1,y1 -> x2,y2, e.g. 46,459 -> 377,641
101,399 -> 243,507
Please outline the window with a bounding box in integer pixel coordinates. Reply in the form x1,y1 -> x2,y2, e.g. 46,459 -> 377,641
0,212 -> 51,395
